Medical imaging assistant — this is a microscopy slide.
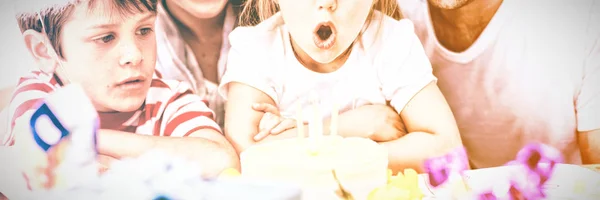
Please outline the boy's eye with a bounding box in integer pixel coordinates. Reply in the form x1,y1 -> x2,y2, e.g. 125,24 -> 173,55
95,34 -> 115,44
138,28 -> 154,35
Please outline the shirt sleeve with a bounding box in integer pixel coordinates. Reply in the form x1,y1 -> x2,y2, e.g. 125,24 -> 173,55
218,26 -> 280,103
3,72 -> 55,145
377,19 -> 437,113
0,108 -> 9,145
576,1 -> 600,132
161,82 -> 222,137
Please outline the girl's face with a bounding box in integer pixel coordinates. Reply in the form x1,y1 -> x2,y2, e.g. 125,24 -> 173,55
278,0 -> 374,64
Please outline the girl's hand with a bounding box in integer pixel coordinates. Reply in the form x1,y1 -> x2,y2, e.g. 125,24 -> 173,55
252,103 -> 297,141
363,105 -> 407,142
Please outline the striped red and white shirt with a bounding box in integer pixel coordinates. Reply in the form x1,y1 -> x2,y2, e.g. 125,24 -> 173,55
1,70 -> 220,146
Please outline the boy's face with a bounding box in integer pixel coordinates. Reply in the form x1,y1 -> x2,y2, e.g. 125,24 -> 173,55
57,2 -> 157,112
278,0 -> 374,64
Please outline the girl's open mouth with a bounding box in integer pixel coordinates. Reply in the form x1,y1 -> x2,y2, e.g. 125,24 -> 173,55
313,21 -> 337,50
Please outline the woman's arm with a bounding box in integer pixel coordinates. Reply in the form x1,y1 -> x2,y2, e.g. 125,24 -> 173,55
381,82 -> 463,173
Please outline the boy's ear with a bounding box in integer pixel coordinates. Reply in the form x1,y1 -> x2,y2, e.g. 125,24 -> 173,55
22,29 -> 58,74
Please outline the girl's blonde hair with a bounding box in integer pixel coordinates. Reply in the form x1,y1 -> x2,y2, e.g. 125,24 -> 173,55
239,0 -> 403,27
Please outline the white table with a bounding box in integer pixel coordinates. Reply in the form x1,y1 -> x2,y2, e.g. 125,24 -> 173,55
2,150 -> 599,200
418,164 -> 600,199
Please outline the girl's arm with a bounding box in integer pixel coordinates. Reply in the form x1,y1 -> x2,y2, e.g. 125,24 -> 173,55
259,104 -> 406,143
224,82 -> 295,154
219,25 -> 312,153
381,81 -> 462,173
378,20 -> 463,173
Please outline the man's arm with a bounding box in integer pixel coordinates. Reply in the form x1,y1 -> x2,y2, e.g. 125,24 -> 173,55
97,128 -> 239,178
381,82 -> 463,173
579,129 -> 600,164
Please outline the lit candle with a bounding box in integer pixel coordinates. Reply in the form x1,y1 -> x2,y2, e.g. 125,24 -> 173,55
296,102 -> 304,139
330,101 -> 339,136
315,106 -> 322,138
308,91 -> 320,155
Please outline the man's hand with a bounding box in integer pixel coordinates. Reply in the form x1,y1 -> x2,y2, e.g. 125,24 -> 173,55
252,103 -> 297,141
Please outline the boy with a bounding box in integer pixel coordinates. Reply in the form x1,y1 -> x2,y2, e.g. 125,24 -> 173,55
5,0 -> 240,186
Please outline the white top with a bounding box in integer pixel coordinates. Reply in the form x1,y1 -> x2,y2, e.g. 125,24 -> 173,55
398,0 -> 600,167
219,11 -> 436,121
154,2 -> 237,128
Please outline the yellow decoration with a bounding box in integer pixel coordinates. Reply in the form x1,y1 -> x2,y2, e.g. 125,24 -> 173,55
368,169 -> 424,200
368,185 -> 411,200
387,169 -> 393,183
218,168 -> 241,178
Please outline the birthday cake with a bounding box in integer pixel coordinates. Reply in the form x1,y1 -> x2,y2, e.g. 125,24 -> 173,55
240,136 -> 389,200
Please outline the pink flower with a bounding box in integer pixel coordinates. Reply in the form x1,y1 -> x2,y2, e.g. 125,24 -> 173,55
473,143 -> 563,200
424,147 -> 469,187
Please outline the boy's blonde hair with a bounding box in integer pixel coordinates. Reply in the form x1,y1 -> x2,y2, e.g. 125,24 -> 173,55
239,0 -> 402,27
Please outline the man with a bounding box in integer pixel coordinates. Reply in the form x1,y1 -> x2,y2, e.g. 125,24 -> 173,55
397,0 -> 600,168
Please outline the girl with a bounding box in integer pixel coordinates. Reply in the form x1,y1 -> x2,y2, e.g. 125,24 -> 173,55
219,0 -> 463,172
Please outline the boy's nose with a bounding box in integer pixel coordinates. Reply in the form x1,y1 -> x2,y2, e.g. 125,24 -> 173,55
317,0 -> 337,11
119,46 -> 143,67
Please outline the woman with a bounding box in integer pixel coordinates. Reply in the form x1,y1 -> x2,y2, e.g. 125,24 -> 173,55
155,0 -> 243,128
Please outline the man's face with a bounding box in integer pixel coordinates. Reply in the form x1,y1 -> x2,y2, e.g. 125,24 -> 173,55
428,0 -> 472,9
57,1 -> 157,112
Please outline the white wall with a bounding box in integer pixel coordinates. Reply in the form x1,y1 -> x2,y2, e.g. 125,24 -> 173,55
0,0 -> 36,90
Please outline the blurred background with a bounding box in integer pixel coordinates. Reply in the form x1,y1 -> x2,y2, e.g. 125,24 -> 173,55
0,0 -> 36,109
